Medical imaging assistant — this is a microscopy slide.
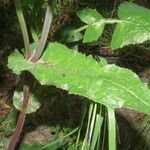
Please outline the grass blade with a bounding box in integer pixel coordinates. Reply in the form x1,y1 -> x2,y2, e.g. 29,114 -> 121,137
107,107 -> 116,150
91,114 -> 103,150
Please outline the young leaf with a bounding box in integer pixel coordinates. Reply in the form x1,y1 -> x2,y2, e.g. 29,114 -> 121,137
8,42 -> 150,114
76,8 -> 103,25
83,22 -> 105,43
77,8 -> 105,42
13,91 -> 41,114
111,2 -> 150,50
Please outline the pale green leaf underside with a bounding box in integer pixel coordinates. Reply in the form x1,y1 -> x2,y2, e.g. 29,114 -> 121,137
111,2 -> 150,50
13,91 -> 41,114
8,43 -> 150,114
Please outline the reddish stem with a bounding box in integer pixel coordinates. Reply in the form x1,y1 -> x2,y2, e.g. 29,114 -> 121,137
7,2 -> 52,150
7,85 -> 30,150
29,4 -> 52,62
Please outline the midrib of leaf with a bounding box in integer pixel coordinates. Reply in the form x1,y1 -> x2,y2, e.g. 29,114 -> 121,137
102,77 -> 150,107
36,60 -> 149,107
36,60 -> 100,78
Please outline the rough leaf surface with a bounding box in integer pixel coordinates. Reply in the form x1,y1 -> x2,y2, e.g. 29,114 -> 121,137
8,43 -> 150,114
111,2 -> 150,50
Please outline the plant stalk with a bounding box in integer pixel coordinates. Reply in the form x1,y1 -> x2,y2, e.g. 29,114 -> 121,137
71,25 -> 88,35
75,102 -> 87,149
7,1 -> 53,150
7,85 -> 30,150
7,1 -> 31,149
14,0 -> 30,59
29,2 -> 53,62
103,18 -> 121,24
81,103 -> 94,150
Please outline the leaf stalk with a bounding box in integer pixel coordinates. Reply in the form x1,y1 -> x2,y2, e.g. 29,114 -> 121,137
14,0 -> 30,59
29,3 -> 53,62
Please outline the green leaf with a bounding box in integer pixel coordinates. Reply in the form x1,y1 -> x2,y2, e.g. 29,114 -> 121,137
2,110 -> 17,136
76,8 -> 103,25
77,8 -> 105,43
83,22 -> 105,42
90,115 -> 103,150
13,91 -> 41,114
111,2 -> 150,50
107,107 -> 116,150
0,137 -> 9,150
51,125 -> 61,134
8,42 -> 150,114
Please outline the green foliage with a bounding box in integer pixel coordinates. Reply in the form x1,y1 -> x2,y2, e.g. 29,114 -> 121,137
2,110 -> 17,136
21,0 -> 45,41
83,23 -> 105,43
0,137 -> 9,150
6,1 -> 150,149
19,127 -> 79,150
107,107 -> 116,150
13,91 -> 41,114
111,2 -> 150,49
76,8 -> 105,42
8,42 -> 150,114
55,27 -> 83,43
51,124 -> 61,135
77,2 -> 150,50
80,103 -> 104,150
76,8 -> 103,25
90,114 -> 103,150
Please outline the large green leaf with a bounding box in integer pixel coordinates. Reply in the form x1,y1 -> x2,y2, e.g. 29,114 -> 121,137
8,43 -> 150,114
111,2 -> 150,50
